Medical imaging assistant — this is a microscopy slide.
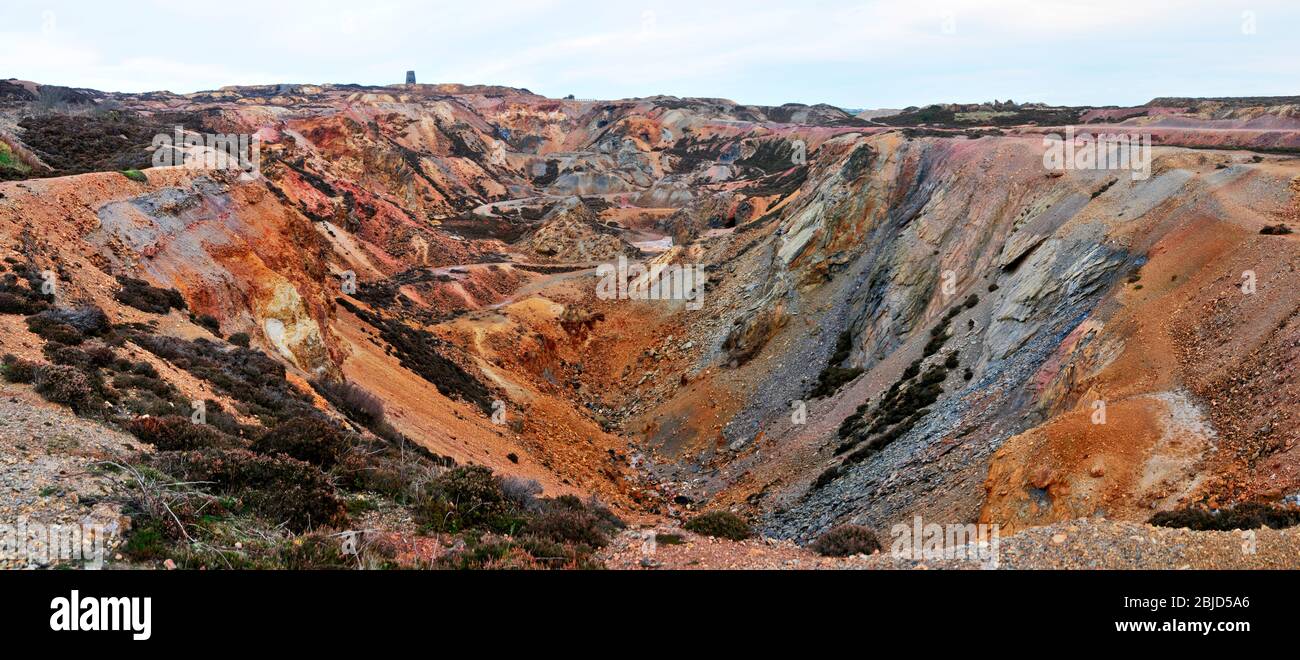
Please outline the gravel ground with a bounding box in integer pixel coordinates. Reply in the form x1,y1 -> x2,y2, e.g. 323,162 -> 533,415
976,518 -> 1300,570
0,386 -> 136,569
599,525 -> 879,569
599,517 -> 1300,570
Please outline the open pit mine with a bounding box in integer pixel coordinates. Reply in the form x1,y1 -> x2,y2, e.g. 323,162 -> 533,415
3,78 -> 1300,569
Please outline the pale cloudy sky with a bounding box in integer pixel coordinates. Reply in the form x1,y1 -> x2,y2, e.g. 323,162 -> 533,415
1,0 -> 1296,109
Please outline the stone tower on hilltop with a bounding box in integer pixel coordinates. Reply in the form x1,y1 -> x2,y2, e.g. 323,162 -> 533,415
405,71 -> 416,85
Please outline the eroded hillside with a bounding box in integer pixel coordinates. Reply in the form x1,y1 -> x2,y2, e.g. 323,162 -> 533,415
3,80 -> 1299,567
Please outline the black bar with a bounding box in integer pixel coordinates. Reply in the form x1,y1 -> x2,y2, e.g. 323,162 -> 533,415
4,569 -> 1289,647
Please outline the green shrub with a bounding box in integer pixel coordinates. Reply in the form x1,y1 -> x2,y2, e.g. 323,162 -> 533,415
684,510 -> 752,540
121,169 -> 147,182
415,465 -> 519,533
120,521 -> 168,560
811,524 -> 881,556
275,531 -> 354,569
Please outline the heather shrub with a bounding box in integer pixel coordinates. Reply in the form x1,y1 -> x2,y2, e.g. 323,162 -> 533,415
112,372 -> 177,398
1150,503 -> 1300,531
0,291 -> 42,314
119,389 -> 181,418
26,317 -> 83,345
154,448 -> 347,532
127,415 -> 241,451
333,427 -> 453,500
435,533 -> 605,570
252,416 -> 351,469
811,524 -> 881,556
526,497 -> 620,548
83,341 -> 116,366
334,298 -> 495,413
114,276 -> 186,314
336,452 -> 407,498
130,334 -> 313,423
120,481 -> 230,544
500,476 -> 543,509
33,363 -> 94,410
0,265 -> 53,314
812,465 -> 842,490
200,399 -> 252,438
435,537 -> 546,570
130,361 -> 159,377
810,330 -> 862,398
311,378 -> 385,428
193,313 -> 222,336
30,306 -> 110,336
43,343 -> 94,369
683,510 -> 752,540
0,354 -> 37,383
228,332 -> 250,347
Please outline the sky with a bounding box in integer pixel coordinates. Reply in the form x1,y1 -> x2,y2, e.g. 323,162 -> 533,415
1,0 -> 1296,110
